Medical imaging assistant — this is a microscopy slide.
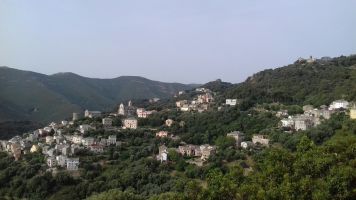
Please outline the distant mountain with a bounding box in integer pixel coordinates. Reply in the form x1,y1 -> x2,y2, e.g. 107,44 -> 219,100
0,67 -> 194,122
224,55 -> 356,107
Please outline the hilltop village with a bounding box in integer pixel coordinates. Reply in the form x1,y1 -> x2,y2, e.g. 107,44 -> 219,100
1,86 -> 355,176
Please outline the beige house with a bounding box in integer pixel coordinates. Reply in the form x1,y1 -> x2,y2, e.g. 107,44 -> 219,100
252,135 -> 269,147
176,100 -> 188,108
30,144 -> 40,153
123,118 -> 138,129
156,131 -> 169,138
72,112 -> 79,121
11,143 -> 22,161
45,136 -> 54,144
351,107 -> 356,119
294,116 -> 313,131
178,145 -> 201,157
165,119 -> 174,127
200,144 -> 216,161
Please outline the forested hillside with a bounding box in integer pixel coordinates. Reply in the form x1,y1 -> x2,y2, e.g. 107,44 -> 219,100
0,55 -> 355,199
0,67 -> 193,122
224,55 -> 356,107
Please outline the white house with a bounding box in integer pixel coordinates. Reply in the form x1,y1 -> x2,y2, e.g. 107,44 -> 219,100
66,158 -> 79,171
226,99 -> 237,106
72,135 -> 83,144
137,108 -> 155,118
241,141 -> 253,149
280,117 -> 294,128
84,110 -> 101,118
56,155 -> 68,167
89,144 -> 104,153
47,156 -> 57,168
79,124 -> 91,134
107,135 -> 117,145
156,145 -> 168,162
329,100 -> 350,110
82,137 -> 95,146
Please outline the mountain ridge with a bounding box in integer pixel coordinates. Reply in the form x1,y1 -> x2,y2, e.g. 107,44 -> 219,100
0,66 -> 195,122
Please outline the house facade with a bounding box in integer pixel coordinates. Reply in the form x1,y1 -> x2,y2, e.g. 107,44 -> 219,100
226,131 -> 244,147
252,135 -> 269,146
84,110 -> 102,118
102,118 -> 113,127
329,100 -> 349,110
226,99 -> 237,106
123,118 -> 138,129
156,131 -> 169,138
165,119 -> 174,127
66,158 -> 79,171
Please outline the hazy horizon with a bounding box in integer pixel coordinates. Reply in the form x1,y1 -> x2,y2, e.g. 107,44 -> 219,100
1,0 -> 355,83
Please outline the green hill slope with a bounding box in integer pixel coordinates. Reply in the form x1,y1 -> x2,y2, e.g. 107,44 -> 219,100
0,67 -> 193,122
224,55 -> 356,107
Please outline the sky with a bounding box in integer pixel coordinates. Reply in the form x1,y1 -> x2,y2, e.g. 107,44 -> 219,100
0,0 -> 355,84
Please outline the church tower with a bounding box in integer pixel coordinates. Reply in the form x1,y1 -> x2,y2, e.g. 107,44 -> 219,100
118,103 -> 125,115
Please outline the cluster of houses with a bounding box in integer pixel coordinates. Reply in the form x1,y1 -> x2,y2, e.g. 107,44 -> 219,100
155,119 -> 217,164
176,88 -> 214,112
227,131 -> 270,149
280,99 -> 353,131
296,56 -> 332,64
3,93 -> 355,173
0,112 -> 124,172
155,128 -> 270,165
118,100 -> 156,119
156,143 -> 217,164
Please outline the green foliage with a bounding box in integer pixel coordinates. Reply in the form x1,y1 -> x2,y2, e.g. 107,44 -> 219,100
225,55 -> 356,108
86,189 -> 144,200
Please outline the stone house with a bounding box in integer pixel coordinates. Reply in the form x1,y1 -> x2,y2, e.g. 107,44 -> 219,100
200,145 -> 216,161
123,118 -> 138,129
157,145 -> 168,162
227,131 -> 244,147
252,135 -> 270,147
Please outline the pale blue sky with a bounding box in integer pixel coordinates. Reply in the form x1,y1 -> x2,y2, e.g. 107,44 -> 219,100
0,0 -> 355,83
